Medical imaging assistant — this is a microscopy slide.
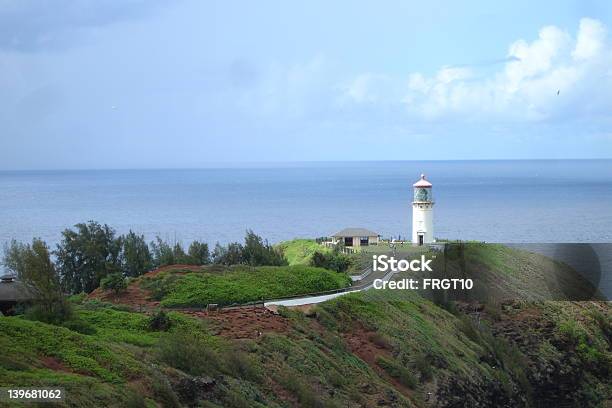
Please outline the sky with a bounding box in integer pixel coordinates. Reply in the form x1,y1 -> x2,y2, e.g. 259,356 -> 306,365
1,0 -> 612,169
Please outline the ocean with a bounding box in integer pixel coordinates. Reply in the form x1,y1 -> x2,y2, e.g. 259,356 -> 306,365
1,160 -> 611,248
2,159 -> 611,297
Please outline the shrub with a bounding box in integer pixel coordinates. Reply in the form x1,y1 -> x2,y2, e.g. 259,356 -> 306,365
124,391 -> 147,408
310,251 -> 352,273
61,318 -> 97,335
101,272 -> 127,294
457,315 -> 481,343
141,273 -> 181,301
223,350 -> 263,383
415,353 -> 433,382
150,373 -> 181,408
157,331 -> 221,376
589,309 -> 612,341
148,310 -> 172,332
24,299 -> 73,325
376,356 -> 417,389
278,372 -> 324,408
483,302 -> 502,321
368,332 -> 392,350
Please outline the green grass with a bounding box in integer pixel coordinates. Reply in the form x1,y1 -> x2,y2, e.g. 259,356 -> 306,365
146,265 -> 351,307
1,244 -> 609,407
276,239 -> 331,265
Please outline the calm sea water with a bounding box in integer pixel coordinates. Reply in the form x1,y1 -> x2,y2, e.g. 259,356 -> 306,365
1,160 -> 611,248
2,160 -> 611,297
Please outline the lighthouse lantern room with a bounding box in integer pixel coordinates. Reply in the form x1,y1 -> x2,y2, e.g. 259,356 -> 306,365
412,174 -> 434,245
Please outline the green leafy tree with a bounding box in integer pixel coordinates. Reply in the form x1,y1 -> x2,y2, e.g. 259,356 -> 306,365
242,230 -> 287,266
150,236 -> 175,267
212,242 -> 244,265
187,241 -> 210,265
2,238 -> 72,323
121,231 -> 153,277
172,242 -> 189,264
55,221 -> 122,294
150,237 -> 197,266
100,272 -> 128,294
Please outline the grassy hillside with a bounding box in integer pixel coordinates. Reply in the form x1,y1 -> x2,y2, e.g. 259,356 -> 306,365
442,243 -> 603,301
141,265 -> 351,307
315,290 -> 611,407
276,239 -> 331,266
1,244 -> 610,407
0,299 -> 417,407
0,303 -> 217,407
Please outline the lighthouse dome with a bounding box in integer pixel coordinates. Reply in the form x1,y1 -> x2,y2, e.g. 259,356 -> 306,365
413,174 -> 432,188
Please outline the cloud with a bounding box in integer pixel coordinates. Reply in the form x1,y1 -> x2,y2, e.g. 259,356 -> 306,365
0,0 -> 167,51
342,18 -> 612,123
573,18 -> 607,60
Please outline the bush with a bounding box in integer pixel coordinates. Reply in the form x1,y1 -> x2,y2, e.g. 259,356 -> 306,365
24,299 -> 73,325
148,310 -> 172,332
376,356 -> 417,389
368,332 -> 392,350
278,372 -> 325,408
124,391 -> 147,408
158,331 -> 221,376
415,353 -> 433,382
101,272 -> 127,294
141,273 -> 181,301
310,251 -> 352,273
150,373 -> 181,408
61,318 -> 97,335
224,350 -> 263,383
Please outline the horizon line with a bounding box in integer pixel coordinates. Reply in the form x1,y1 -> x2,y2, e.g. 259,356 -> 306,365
1,157 -> 611,172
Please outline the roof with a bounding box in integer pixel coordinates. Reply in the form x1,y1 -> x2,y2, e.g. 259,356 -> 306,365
0,280 -> 34,302
413,174 -> 432,188
332,228 -> 379,237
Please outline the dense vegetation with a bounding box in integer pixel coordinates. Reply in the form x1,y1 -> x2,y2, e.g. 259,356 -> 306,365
1,282 -> 609,407
1,239 -> 610,407
276,239 -> 330,265
3,223 -> 288,298
141,265 -> 352,307
278,239 -> 356,273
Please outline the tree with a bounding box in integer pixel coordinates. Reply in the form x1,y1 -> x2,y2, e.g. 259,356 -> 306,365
150,236 -> 175,267
211,242 -> 227,264
187,241 -> 210,265
242,230 -> 287,266
100,272 -> 127,295
212,242 -> 244,265
121,231 -> 152,277
172,242 -> 189,264
55,221 -> 122,294
2,239 -> 72,323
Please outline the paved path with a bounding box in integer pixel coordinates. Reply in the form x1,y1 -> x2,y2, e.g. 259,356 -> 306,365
264,252 -> 404,308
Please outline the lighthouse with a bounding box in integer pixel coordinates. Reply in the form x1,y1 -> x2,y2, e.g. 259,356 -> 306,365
412,174 -> 434,245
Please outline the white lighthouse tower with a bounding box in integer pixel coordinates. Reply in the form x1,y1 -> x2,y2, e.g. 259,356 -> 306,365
412,174 -> 434,245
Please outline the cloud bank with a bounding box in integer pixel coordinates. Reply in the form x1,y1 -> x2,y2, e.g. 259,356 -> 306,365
341,18 -> 611,123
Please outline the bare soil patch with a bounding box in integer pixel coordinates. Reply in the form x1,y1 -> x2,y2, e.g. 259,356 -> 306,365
184,306 -> 290,339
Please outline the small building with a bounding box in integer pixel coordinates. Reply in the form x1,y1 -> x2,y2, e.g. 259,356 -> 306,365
331,228 -> 380,247
0,275 -> 33,315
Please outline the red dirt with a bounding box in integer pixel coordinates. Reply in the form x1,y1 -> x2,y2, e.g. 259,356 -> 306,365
341,325 -> 415,399
88,264 -> 204,310
183,306 -> 290,339
87,265 -> 291,339
40,356 -> 71,373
